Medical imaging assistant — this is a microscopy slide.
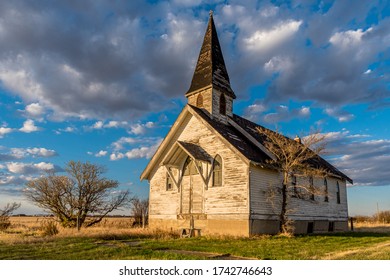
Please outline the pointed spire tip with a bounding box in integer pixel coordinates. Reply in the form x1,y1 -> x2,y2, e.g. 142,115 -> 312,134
209,10 -> 213,17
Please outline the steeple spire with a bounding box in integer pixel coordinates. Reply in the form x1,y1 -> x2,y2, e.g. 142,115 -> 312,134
186,12 -> 236,99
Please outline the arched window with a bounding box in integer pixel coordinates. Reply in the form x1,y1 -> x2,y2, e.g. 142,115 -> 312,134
336,181 -> 341,204
196,94 -> 203,108
183,156 -> 199,176
324,178 -> 329,202
219,94 -> 226,115
212,155 -> 222,186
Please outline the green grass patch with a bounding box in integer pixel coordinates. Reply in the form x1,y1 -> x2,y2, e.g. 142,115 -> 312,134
1,232 -> 389,260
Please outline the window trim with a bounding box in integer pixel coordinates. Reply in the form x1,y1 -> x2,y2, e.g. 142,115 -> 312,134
212,154 -> 223,187
310,176 -> 315,201
219,94 -> 226,115
183,156 -> 199,176
166,171 -> 173,191
291,175 -> 298,197
196,94 -> 203,108
336,181 -> 341,204
324,178 -> 329,202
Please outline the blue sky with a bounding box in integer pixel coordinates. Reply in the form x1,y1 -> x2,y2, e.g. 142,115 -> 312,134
0,0 -> 389,216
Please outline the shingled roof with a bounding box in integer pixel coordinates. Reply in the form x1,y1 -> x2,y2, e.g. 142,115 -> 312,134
190,105 -> 269,163
232,114 -> 353,183
190,105 -> 353,184
186,12 -> 236,99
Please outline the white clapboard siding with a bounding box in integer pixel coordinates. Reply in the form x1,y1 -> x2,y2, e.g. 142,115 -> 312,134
249,165 -> 282,217
286,176 -> 348,220
149,114 -> 249,218
249,164 -> 348,220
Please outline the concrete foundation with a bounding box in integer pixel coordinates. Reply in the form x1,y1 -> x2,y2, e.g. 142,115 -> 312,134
149,216 -> 250,236
149,216 -> 349,236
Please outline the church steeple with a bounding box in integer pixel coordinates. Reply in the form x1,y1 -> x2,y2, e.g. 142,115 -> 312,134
186,12 -> 235,123
186,12 -> 235,98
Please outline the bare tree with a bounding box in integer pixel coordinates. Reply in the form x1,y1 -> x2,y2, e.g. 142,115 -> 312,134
257,127 -> 328,234
0,202 -> 21,230
25,161 -> 130,230
130,197 -> 149,228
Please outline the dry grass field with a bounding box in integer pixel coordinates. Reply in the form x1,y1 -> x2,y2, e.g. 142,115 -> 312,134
354,222 -> 390,233
1,216 -> 158,243
3,216 -> 390,238
1,217 -> 390,260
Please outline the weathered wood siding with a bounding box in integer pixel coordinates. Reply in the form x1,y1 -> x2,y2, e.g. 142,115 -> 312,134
287,176 -> 348,221
249,166 -> 281,219
211,88 -> 233,122
149,113 -> 249,223
187,88 -> 233,123
187,88 -> 213,115
249,165 -> 348,221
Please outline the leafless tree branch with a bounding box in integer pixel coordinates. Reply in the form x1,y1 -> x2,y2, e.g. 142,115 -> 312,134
257,127 -> 329,234
24,161 -> 131,230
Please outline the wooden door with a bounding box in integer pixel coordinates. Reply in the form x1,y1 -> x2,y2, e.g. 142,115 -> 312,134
180,157 -> 203,214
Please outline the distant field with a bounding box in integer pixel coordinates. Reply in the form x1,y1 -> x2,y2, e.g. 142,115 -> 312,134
1,217 -> 390,260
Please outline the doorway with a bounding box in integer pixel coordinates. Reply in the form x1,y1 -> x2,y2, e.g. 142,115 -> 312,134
181,157 -> 203,214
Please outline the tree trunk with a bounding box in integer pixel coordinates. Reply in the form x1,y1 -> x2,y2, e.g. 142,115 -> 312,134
279,173 -> 288,234
77,215 -> 80,231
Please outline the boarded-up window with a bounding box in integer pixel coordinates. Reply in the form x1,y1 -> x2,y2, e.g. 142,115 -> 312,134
336,181 -> 341,204
196,94 -> 203,108
212,155 -> 222,186
219,94 -> 226,115
324,178 -> 329,202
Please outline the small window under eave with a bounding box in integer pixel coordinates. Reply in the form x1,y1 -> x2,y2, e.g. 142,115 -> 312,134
219,94 -> 226,115
196,94 -> 203,108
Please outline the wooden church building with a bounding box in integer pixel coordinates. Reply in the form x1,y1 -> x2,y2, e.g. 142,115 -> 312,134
140,13 -> 352,236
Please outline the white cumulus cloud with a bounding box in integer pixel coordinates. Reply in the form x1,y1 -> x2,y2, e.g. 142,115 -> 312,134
6,162 -> 55,174
25,103 -> 45,119
19,119 -> 40,133
0,127 -> 13,138
110,138 -> 162,161
95,150 -> 107,157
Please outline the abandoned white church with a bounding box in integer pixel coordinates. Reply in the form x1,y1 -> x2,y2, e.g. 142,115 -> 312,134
140,13 -> 352,236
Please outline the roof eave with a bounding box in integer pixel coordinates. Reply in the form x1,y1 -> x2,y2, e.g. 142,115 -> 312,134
140,105 -> 191,181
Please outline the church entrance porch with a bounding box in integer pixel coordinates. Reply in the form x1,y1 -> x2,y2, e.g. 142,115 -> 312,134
178,157 -> 206,234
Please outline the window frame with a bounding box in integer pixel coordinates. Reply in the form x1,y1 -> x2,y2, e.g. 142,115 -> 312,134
212,155 -> 223,187
166,171 -> 173,191
291,175 -> 298,197
219,94 -> 226,115
196,94 -> 203,108
324,178 -> 329,202
336,181 -> 341,204
309,176 -> 315,201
